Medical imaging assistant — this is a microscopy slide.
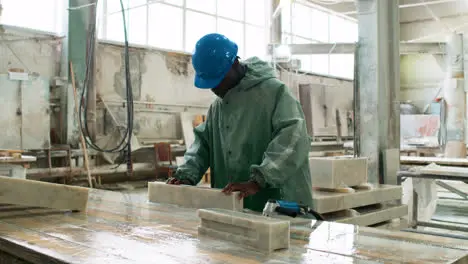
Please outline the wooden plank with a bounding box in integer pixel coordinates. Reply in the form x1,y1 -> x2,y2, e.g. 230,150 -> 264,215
0,176 -> 88,211
0,189 -> 465,264
401,156 -> 468,167
148,182 -> 243,210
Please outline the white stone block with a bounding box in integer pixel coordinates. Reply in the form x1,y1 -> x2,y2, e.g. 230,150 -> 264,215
0,176 -> 88,211
148,182 -> 243,210
309,156 -> 368,189
313,184 -> 402,214
197,208 -> 290,252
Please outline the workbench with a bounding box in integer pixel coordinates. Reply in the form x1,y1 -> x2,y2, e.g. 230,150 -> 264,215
0,155 -> 36,179
0,189 -> 467,264
398,167 -> 468,238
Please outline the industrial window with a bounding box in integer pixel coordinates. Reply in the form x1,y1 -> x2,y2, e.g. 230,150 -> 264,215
185,11 -> 217,53
330,54 -> 354,79
284,1 -> 357,79
0,0 -> 65,34
245,0 -> 267,26
245,25 -> 266,59
186,0 -> 217,15
311,9 -> 329,43
217,18 -> 244,57
127,5 -> 148,45
217,0 -> 244,21
329,15 -> 358,43
311,54 -> 330,76
148,3 -> 184,51
99,0 -> 269,58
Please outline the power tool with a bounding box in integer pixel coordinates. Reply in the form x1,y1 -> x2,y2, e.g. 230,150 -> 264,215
262,199 -> 324,220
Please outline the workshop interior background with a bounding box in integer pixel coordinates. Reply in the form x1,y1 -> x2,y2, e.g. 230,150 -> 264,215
0,0 -> 468,236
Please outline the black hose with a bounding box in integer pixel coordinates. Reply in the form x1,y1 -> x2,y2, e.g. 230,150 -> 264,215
79,0 -> 134,156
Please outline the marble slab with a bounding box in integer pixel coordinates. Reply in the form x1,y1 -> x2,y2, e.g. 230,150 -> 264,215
197,208 -> 290,252
312,184 -> 402,214
420,163 -> 468,178
0,176 -> 88,211
401,156 -> 468,166
0,188 -> 466,263
325,204 -> 408,226
148,182 -> 243,210
309,156 -> 368,189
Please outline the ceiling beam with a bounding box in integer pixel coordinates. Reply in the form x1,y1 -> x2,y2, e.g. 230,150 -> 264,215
268,42 -> 447,55
343,0 -> 460,15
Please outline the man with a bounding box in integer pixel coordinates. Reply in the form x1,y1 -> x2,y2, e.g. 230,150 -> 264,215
167,33 -> 313,212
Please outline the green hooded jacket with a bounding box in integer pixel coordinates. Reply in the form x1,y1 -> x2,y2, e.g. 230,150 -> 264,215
174,57 -> 313,212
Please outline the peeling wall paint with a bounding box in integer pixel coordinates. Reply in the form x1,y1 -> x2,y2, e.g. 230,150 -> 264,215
0,28 -> 354,144
0,26 -> 60,79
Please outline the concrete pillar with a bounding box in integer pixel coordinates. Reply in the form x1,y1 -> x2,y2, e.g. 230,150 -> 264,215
444,33 -> 466,158
68,0 -> 97,143
356,0 -> 400,184
270,0 -> 282,44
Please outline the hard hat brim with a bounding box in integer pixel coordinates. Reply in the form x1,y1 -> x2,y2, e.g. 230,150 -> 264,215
194,70 -> 227,89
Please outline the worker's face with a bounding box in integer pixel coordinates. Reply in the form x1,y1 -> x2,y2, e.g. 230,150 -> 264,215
211,61 -> 241,98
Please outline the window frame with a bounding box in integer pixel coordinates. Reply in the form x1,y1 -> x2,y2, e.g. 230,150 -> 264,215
285,1 -> 357,79
98,0 -> 269,58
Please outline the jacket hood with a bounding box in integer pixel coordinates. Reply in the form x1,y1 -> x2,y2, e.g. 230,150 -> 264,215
237,57 -> 276,90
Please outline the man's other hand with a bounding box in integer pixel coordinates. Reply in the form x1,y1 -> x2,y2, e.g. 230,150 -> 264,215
166,177 -> 191,185
222,182 -> 260,200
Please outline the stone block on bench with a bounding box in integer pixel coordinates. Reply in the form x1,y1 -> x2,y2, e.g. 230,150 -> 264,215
148,182 -> 243,210
309,156 -> 368,189
197,208 -> 290,252
0,176 -> 88,211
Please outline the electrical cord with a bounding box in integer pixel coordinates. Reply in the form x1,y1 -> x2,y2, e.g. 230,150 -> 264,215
79,0 -> 134,162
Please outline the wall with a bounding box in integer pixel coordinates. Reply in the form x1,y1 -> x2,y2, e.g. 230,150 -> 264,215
95,41 -> 354,142
0,25 -> 63,143
0,26 -> 353,147
94,41 -> 215,142
0,26 -> 61,77
280,70 -> 354,136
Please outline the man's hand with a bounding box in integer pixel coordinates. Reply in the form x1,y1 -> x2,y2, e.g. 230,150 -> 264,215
166,177 -> 191,185
222,181 -> 260,200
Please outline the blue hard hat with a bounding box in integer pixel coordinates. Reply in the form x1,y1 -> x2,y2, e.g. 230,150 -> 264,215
192,33 -> 238,89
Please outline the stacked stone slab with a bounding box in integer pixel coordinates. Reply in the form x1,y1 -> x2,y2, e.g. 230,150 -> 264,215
309,156 -> 407,227
197,208 -> 290,252
148,182 -> 243,210
309,156 -> 368,189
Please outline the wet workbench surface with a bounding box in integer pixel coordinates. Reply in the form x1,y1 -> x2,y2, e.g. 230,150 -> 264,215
0,189 -> 467,264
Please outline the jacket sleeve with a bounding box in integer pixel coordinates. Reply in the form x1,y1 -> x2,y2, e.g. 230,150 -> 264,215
250,85 -> 310,188
174,110 -> 211,185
